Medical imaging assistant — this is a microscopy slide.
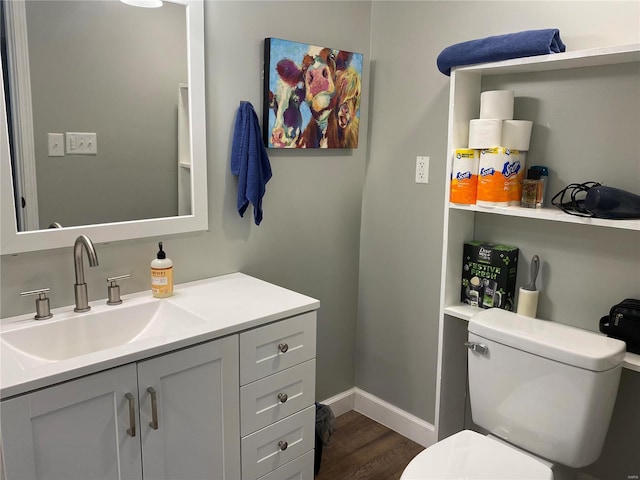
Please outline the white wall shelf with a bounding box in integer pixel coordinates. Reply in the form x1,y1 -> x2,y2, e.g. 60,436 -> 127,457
435,43 -> 640,442
460,44 -> 640,76
624,352 -> 640,373
443,303 -> 479,321
450,204 -> 640,231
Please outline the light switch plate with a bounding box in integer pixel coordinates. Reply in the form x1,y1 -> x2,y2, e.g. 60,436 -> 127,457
66,132 -> 97,155
48,133 -> 64,157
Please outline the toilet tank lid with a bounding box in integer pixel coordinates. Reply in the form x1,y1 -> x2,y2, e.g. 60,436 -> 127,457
469,309 -> 626,371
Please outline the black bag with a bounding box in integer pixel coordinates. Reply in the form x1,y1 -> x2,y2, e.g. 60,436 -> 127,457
599,298 -> 640,354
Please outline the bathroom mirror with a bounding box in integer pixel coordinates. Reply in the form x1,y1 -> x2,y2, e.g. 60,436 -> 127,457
0,0 -> 207,255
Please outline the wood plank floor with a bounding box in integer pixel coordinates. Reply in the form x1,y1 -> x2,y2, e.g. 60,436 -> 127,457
315,410 -> 424,480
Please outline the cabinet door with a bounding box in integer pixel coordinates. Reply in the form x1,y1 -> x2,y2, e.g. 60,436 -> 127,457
1,364 -> 141,480
137,336 -> 240,480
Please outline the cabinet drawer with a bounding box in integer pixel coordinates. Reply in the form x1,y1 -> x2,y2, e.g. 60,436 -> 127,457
240,312 -> 316,385
241,405 -> 315,480
241,359 -> 315,436
256,450 -> 314,480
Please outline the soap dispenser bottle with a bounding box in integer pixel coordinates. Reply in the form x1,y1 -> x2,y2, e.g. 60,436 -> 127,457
151,242 -> 173,298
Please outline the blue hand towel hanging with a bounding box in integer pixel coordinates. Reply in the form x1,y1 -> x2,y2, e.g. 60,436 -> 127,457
231,101 -> 272,225
437,29 -> 566,76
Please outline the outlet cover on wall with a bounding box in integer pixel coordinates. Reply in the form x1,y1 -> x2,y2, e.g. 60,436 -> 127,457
415,156 -> 429,184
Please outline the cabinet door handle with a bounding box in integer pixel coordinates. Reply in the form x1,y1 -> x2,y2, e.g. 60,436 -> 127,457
277,392 -> 288,403
278,440 -> 288,451
147,387 -> 159,430
278,343 -> 289,353
125,393 -> 136,437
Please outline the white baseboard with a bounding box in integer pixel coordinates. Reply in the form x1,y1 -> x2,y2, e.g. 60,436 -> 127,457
318,388 -> 355,417
320,388 -> 436,448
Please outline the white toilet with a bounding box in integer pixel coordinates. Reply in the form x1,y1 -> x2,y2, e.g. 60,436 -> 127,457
401,308 -> 626,480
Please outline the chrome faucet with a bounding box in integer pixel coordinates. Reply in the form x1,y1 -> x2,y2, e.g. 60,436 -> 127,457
73,235 -> 99,312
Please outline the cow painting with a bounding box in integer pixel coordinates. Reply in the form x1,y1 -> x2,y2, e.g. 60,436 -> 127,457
268,60 -> 305,148
263,38 -> 363,149
335,67 -> 361,148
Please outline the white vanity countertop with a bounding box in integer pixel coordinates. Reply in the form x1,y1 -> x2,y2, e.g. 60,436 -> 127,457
0,273 -> 320,399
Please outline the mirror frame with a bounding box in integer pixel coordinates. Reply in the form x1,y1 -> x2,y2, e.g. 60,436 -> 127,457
0,0 -> 207,255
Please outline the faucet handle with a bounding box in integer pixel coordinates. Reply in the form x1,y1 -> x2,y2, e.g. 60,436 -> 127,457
20,288 -> 53,320
106,275 -> 130,305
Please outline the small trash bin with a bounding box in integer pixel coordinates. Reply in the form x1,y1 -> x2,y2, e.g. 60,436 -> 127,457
314,402 -> 336,475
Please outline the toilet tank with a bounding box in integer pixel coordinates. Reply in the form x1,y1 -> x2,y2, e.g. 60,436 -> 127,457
467,309 -> 626,468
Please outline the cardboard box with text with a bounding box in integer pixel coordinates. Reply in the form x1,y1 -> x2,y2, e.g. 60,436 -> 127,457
461,241 -> 518,311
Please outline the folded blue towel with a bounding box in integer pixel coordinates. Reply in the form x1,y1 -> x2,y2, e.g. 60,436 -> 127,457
231,101 -> 272,225
437,29 -> 566,76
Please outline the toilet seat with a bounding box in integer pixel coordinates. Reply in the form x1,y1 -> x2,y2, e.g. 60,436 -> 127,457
400,430 -> 553,480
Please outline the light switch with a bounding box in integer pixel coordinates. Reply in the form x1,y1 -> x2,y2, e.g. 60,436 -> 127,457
48,133 -> 64,157
66,132 -> 97,155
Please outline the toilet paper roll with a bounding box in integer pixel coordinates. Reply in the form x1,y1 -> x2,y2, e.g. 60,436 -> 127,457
517,288 -> 539,318
502,120 -> 533,151
468,119 -> 502,149
480,90 -> 514,120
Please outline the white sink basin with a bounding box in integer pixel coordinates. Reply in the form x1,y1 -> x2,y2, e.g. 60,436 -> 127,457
1,300 -> 206,368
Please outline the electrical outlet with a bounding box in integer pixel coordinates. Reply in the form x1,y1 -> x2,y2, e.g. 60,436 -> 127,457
415,156 -> 429,184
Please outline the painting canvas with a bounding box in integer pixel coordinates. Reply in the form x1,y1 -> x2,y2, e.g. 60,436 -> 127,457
263,37 -> 363,149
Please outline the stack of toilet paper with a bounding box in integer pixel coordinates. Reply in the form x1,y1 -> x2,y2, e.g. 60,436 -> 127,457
450,90 -> 533,206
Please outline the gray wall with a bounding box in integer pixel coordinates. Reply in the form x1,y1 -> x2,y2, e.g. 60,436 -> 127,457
2,1 -> 639,477
26,1 -> 187,228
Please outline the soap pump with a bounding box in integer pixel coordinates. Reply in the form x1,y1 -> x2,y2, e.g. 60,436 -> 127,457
151,242 -> 173,298
517,255 -> 539,318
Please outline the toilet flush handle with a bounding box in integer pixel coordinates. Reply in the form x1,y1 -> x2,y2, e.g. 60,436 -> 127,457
464,341 -> 488,355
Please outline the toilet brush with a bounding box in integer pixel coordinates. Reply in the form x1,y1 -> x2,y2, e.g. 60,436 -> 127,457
517,255 -> 539,318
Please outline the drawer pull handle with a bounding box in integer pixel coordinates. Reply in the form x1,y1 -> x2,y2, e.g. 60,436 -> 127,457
278,343 -> 289,353
277,392 -> 288,403
125,393 -> 136,437
147,387 -> 159,430
278,440 -> 288,451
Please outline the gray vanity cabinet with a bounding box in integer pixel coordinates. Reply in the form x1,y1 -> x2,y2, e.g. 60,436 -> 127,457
0,336 -> 240,480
